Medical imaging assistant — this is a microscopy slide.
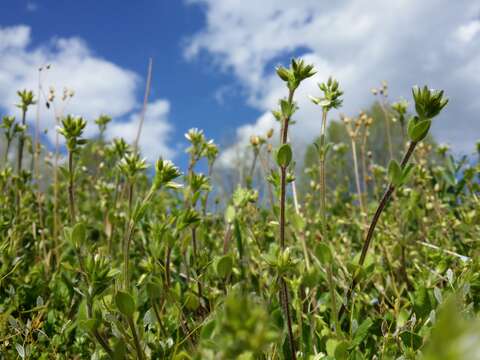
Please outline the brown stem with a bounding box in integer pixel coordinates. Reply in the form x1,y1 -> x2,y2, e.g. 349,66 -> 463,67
339,141 -> 417,319
281,278 -> 296,359
278,88 -> 296,359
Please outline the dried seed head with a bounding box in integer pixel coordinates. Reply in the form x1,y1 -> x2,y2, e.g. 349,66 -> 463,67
266,128 -> 274,138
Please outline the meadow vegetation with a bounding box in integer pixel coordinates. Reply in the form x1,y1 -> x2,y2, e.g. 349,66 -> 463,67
0,59 -> 480,359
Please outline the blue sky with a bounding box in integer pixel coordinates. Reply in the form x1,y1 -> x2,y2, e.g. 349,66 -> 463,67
0,0 -> 259,169
1,0 -> 480,171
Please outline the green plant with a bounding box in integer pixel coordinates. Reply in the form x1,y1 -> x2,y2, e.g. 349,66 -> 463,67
340,86 -> 449,318
275,58 -> 315,359
2,57 -> 478,360
310,76 -> 344,335
15,90 -> 36,174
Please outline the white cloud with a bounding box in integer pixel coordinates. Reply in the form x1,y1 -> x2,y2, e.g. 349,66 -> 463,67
454,20 -> 480,44
0,25 -> 176,160
186,0 -> 480,162
106,99 -> 174,160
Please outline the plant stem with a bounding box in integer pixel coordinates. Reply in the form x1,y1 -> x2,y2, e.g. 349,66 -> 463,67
127,316 -> 145,360
86,296 -> 113,357
133,58 -> 153,154
339,141 -> 417,319
16,109 -> 27,174
319,108 -> 327,237
318,107 -> 339,334
379,100 -> 394,160
360,132 -> 369,207
351,138 -> 365,214
279,89 -> 296,359
53,117 -> 60,258
4,139 -> 11,165
67,151 -> 76,223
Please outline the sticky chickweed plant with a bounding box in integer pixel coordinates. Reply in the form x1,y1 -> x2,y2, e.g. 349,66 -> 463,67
1,56 -> 480,360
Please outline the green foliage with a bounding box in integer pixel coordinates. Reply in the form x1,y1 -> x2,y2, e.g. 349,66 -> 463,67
310,76 -> 344,111
115,291 -> 136,318
412,85 -> 449,120
276,58 -> 316,92
276,143 -> 293,168
0,59 -> 479,360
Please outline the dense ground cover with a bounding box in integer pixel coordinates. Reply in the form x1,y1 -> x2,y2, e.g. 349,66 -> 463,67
1,59 -> 480,359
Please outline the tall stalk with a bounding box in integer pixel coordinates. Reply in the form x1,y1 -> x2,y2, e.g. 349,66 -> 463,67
16,107 -> 27,175
380,100 -> 394,161
339,141 -> 417,318
67,150 -> 76,222
278,88 -> 296,359
311,77 -> 343,334
340,85 -> 448,318
275,58 -> 316,358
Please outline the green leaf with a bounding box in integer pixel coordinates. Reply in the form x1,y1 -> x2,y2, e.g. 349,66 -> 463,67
408,117 -> 431,142
184,292 -> 200,311
112,338 -> 127,360
15,343 -> 25,359
400,331 -> 423,350
173,351 -> 193,360
412,286 -> 432,319
402,163 -> 415,184
315,243 -> 332,264
326,338 -> 338,357
276,143 -> 293,168
225,205 -> 236,224
71,222 -> 86,245
146,279 -> 162,301
78,318 -> 99,333
334,341 -> 350,360
276,66 -> 291,82
352,318 -> 373,347
115,291 -> 135,318
216,255 -> 233,278
388,159 -> 402,187
200,319 -> 216,340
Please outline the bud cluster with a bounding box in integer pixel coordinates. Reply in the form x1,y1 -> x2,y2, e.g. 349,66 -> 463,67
58,115 -> 87,153
276,58 -> 316,92
310,76 -> 343,111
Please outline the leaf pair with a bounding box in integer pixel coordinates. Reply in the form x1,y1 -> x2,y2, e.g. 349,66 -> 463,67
388,160 -> 415,187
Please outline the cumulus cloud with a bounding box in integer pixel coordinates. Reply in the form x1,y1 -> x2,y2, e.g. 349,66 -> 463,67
186,0 -> 480,163
0,25 -> 175,160
106,99 -> 175,160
